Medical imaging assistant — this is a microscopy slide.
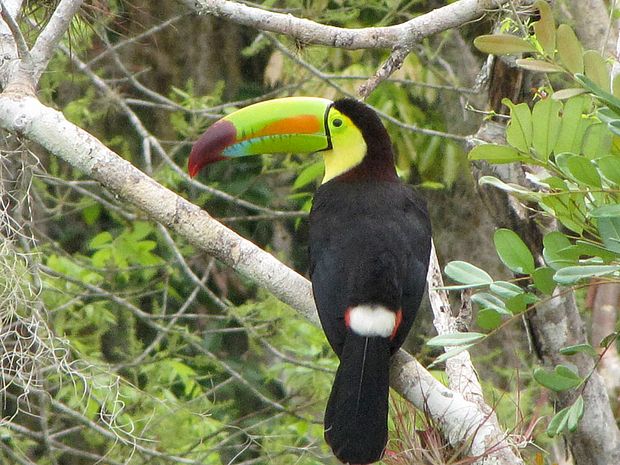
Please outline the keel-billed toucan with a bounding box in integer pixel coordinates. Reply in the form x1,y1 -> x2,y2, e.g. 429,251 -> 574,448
188,97 -> 432,465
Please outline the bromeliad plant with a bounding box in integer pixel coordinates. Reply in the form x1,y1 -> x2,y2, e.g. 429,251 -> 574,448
429,0 -> 620,438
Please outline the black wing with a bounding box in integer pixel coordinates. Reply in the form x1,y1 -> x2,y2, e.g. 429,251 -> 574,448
309,180 -> 431,356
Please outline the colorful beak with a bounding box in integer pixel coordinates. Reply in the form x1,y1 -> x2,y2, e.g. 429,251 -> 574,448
188,97 -> 334,177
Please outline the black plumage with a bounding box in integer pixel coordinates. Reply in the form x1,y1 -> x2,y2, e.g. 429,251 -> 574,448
309,99 -> 431,464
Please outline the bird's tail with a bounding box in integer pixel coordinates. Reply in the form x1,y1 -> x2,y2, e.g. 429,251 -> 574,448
324,333 -> 391,465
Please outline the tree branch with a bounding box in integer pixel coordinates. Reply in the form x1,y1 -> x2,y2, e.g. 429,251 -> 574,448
0,0 -> 27,90
29,0 -> 83,82
185,0 -> 514,50
0,0 -> 29,59
0,92 -> 519,463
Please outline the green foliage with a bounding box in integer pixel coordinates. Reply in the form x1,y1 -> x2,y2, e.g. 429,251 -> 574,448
450,7 -> 620,439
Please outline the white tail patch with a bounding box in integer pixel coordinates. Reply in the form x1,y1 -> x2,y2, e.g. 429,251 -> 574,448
346,305 -> 396,338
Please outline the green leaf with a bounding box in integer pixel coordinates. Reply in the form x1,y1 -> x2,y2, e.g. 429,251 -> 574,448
560,343 -> 598,357
428,344 -> 475,368
567,395 -> 585,432
557,24 -> 584,73
473,34 -> 537,55
471,292 -> 511,315
444,261 -> 493,287
468,144 -> 525,163
574,241 -> 619,261
478,176 -> 541,201
540,194 -> 586,235
614,74 -> 620,98
600,332 -> 618,349
555,95 -> 590,154
597,216 -> 620,253
543,231 -> 579,269
532,98 -> 562,160
490,280 -> 524,299
566,156 -> 602,187
506,293 -> 537,313
89,231 -> 113,249
576,74 -> 620,114
583,50 -> 610,91
547,406 -> 570,437
590,205 -> 620,218
596,156 -> 620,184
533,0 -> 556,56
554,265 -> 620,284
293,161 -> 323,190
552,88 -> 588,100
533,365 -> 582,391
82,203 -> 101,226
477,308 -> 503,330
427,332 -> 486,347
582,123 -> 611,159
494,228 -> 535,274
515,59 -> 564,73
532,267 -> 557,294
503,100 -> 533,153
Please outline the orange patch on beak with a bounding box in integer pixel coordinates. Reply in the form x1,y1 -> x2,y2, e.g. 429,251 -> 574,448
248,114 -> 321,140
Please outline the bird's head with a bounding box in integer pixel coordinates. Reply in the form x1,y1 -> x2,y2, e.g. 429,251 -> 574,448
188,97 -> 395,183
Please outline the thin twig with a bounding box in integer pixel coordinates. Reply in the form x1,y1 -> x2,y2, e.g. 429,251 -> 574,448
0,0 -> 30,59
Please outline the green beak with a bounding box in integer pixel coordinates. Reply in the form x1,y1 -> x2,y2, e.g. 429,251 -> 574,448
188,97 -> 333,177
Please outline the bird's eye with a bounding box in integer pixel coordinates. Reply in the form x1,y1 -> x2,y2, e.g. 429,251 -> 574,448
332,118 -> 343,128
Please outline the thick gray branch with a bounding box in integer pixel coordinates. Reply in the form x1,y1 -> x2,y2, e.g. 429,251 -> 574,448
185,0 -> 514,50
0,92 -> 519,463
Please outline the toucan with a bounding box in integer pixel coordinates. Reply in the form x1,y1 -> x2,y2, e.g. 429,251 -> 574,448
188,97 -> 432,465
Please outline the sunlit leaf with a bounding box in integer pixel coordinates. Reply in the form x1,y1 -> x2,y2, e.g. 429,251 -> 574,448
596,156 -> 620,184
613,74 -> 620,98
533,0 -> 556,56
583,50 -> 610,91
565,156 -> 601,187
555,95 -> 590,154
557,24 -> 584,73
89,231 -> 113,249
582,123 -> 611,159
473,34 -> 537,55
532,98 -> 562,160
293,161 -> 323,190
576,74 -> 620,114
502,99 -> 533,153
552,88 -> 587,100
468,144 -> 525,163
515,58 -> 564,73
